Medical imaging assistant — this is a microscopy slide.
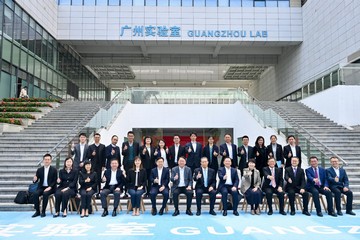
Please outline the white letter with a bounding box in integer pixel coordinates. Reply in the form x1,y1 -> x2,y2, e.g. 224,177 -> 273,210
207,226 -> 234,235
307,226 -> 341,234
339,226 -> 360,234
272,226 -> 305,235
171,227 -> 200,235
243,227 -> 272,235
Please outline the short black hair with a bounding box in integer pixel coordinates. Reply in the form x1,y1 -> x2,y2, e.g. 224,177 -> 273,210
310,156 -> 318,161
111,135 -> 118,139
173,134 -> 180,138
143,136 -> 152,145
224,133 -> 232,137
190,132 -> 197,137
127,131 -> 135,136
43,153 -> 52,159
79,133 -> 87,138
270,135 -> 277,140
63,157 -> 73,170
287,135 -> 295,140
94,133 -> 101,137
156,157 -> 164,162
242,135 -> 249,140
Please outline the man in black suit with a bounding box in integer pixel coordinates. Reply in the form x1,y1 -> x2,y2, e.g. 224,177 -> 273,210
193,157 -> 217,216
283,135 -> 301,168
100,159 -> 124,217
238,135 -> 254,176
87,133 -> 106,198
150,157 -> 170,216
202,136 -> 219,172
262,157 -> 286,215
121,131 -> 140,173
171,157 -> 193,216
185,132 -> 202,173
168,134 -> 185,169
218,157 -> 240,216
32,153 -> 57,218
220,133 -> 238,168
285,157 -> 310,216
105,135 -> 121,169
266,135 -> 283,167
71,133 -> 88,171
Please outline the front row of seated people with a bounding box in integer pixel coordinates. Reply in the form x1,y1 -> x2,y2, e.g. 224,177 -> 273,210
31,153 -> 356,218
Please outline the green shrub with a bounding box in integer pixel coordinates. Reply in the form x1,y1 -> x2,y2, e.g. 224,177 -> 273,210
0,118 -> 22,125
0,107 -> 42,112
0,113 -> 36,119
1,98 -> 63,103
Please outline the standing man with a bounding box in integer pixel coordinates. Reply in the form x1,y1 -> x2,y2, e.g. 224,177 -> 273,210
262,158 -> 286,216
305,156 -> 336,217
32,154 -> 57,218
220,133 -> 238,168
193,157 -> 217,216
149,157 -> 170,216
185,132 -> 202,173
169,134 -> 186,169
121,131 -> 140,174
202,136 -> 219,173
327,157 -> 356,216
238,135 -> 254,176
171,157 -> 193,216
71,133 -> 88,171
105,135 -> 121,169
87,133 -> 106,198
283,135 -> 301,168
267,135 -> 283,168
218,157 -> 240,216
284,157 -> 310,216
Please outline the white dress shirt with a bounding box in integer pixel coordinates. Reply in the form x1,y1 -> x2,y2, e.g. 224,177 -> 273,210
244,145 -> 249,161
160,149 -> 169,168
333,167 -> 340,177
109,170 -> 118,185
43,166 -> 50,187
226,143 -> 233,159
225,167 -> 233,185
272,144 -> 277,159
179,167 -> 185,187
290,145 -> 297,157
174,144 -> 179,163
192,142 -> 197,152
157,167 -> 163,186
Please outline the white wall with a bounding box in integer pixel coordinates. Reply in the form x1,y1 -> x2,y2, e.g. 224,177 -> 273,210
300,85 -> 360,127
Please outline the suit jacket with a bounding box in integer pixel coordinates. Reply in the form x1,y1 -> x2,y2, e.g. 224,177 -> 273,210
34,166 -> 58,190
102,168 -> 124,189
240,168 -> 261,194
168,144 -> 186,168
121,141 -> 140,168
78,171 -> 97,191
217,167 -> 239,191
171,166 -> 193,191
154,148 -> 170,167
185,142 -> 202,168
71,143 -> 89,170
202,144 -> 219,171
87,143 -> 106,170
220,143 -> 238,168
266,143 -> 283,164
284,166 -> 306,191
150,167 -> 170,188
139,145 -> 156,170
193,167 -> 216,190
238,145 -> 254,170
126,168 -> 147,189
253,146 -> 268,172
305,166 -> 329,190
326,167 -> 350,189
262,166 -> 283,190
105,144 -> 121,169
283,145 -> 302,168
58,169 -> 78,190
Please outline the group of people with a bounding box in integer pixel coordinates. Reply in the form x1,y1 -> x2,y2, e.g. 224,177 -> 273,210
31,131 -> 356,218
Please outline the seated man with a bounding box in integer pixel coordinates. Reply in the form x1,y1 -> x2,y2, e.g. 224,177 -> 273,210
326,156 -> 356,216
193,157 -> 217,216
150,157 -> 170,216
171,156 -> 193,216
262,157 -> 286,216
100,159 -> 124,217
285,157 -> 310,216
32,153 -> 57,218
218,157 -> 240,216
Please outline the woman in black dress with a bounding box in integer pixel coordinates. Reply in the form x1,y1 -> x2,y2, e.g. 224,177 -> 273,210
79,161 -> 97,217
253,136 -> 268,178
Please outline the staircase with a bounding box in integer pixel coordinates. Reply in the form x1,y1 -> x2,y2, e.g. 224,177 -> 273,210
0,101 -> 108,211
259,101 -> 360,200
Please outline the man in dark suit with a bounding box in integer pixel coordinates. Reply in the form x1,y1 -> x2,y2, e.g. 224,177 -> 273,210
105,135 -> 121,169
305,156 -> 336,217
285,157 -> 310,216
202,136 -> 219,172
100,159 -> 124,217
220,133 -> 238,168
193,157 -> 217,216
71,133 -> 88,171
121,131 -> 140,173
218,157 -> 240,216
283,135 -> 301,168
262,158 -> 286,215
32,153 -> 57,218
238,135 -> 254,176
185,132 -> 202,173
150,157 -> 170,216
169,134 -> 186,169
267,135 -> 283,167
327,157 -> 356,216
87,133 -> 106,198
171,157 -> 193,216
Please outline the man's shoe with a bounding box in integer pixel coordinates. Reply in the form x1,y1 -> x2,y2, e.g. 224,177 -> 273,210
159,207 -> 164,215
96,193 -> 101,199
40,212 -> 46,218
279,211 -> 287,215
32,211 -> 40,218
223,210 -> 227,216
337,210 -> 343,216
290,211 -> 295,216
209,210 -> 217,216
151,208 -> 157,216
302,210 -> 311,216
346,211 -> 356,216
101,210 -> 108,217
186,209 -> 193,216
112,210 -> 117,217
267,211 -> 273,215
329,212 -> 337,217
196,209 -> 201,216
172,210 -> 179,216
317,212 -> 323,217
53,213 -> 60,218
233,210 -> 239,216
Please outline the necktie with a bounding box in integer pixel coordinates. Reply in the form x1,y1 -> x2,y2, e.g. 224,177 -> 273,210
314,168 -> 320,186
204,170 -> 208,188
293,167 -> 297,177
271,168 -> 276,188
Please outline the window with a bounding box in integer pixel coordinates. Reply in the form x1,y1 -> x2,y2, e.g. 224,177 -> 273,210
266,0 -> 277,7
109,0 -> 120,5
218,0 -> 229,7
182,0 -> 192,6
133,0 -> 144,6
71,0 -> 83,5
242,0 -> 253,7
96,0 -> 108,5
206,0 -> 216,6
145,0 -> 156,6
4,6 -> 14,38
121,0 -> 132,6
278,0 -> 289,7
58,0 -> 71,5
254,0 -> 265,7
194,0 -> 205,6
229,0 -> 241,7
2,39 -> 12,62
83,0 -> 96,5
169,0 -> 180,6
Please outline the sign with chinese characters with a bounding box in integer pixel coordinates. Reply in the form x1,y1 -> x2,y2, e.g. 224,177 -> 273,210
120,25 -> 268,38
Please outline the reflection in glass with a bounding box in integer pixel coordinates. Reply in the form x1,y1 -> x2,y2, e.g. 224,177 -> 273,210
206,0 -> 217,6
182,0 -> 192,6
229,0 -> 241,7
194,0 -> 205,7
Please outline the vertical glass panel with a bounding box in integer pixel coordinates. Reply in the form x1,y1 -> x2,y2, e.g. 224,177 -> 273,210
96,0 -> 108,5
254,0 -> 265,7
84,0 -> 96,5
28,27 -> 36,53
133,0 -> 144,6
35,31 -> 42,57
20,50 -> 28,71
58,0 -> 71,5
323,74 -> 331,90
315,78 -> 323,93
121,0 -> 132,5
182,0 -> 192,6
41,63 -> 47,81
266,0 -> 277,7
21,20 -> 29,48
34,59 -> 41,78
0,1 -> 3,35
145,0 -> 156,5
12,45 -> 20,66
169,0 -> 180,6
109,0 -> 120,5
72,0 -> 83,5
278,0 -> 289,7
194,0 -> 205,6
0,71 -> 12,98
4,6 -> 13,38
302,85 -> 309,99
218,0 -> 228,6
206,0 -> 217,6
27,56 -> 34,74
332,71 -> 339,86
2,39 -> 12,62
242,0 -> 253,6
229,0 -> 241,7
13,10 -> 21,43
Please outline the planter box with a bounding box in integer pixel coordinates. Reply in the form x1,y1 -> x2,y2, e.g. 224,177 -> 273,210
10,112 -> 44,120
46,102 -> 60,108
0,123 -> 24,134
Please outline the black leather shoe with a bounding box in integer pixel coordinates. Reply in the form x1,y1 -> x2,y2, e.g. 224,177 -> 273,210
290,211 -> 295,216
267,211 -> 273,215
186,209 -> 193,216
40,212 -> 46,218
53,213 -> 60,218
346,211 -> 356,216
329,212 -> 337,217
101,210 -> 108,217
337,211 -> 343,216
151,208 -> 157,216
279,211 -> 287,215
172,210 -> 179,216
233,210 -> 239,216
32,211 -> 40,218
196,209 -> 201,216
96,193 -> 100,199
62,214 -> 67,218
223,210 -> 227,216
159,207 -> 164,215
317,212 -> 323,217
112,210 -> 117,217
209,210 -> 217,216
302,210 -> 311,216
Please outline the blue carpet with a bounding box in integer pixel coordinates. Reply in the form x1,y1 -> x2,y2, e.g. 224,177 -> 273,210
0,210 -> 359,239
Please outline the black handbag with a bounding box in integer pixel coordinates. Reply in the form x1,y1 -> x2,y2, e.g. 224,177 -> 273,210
28,182 -> 38,193
14,191 -> 29,204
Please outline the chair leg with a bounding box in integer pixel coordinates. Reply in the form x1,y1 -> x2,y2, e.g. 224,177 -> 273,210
127,199 -> 131,214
